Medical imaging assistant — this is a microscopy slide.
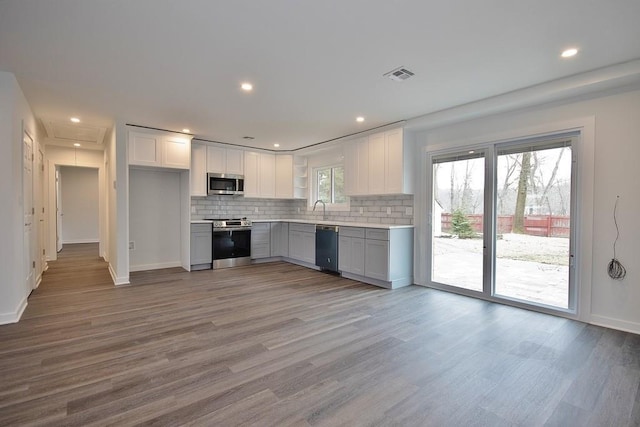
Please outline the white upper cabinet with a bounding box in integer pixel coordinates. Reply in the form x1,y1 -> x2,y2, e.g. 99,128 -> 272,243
206,146 -> 244,175
260,153 -> 276,198
163,136 -> 190,169
190,143 -> 207,197
245,151 -> 300,199
275,154 -> 293,199
384,128 -> 404,194
344,138 -> 368,196
344,127 -> 412,196
226,149 -> 244,175
244,151 -> 275,198
206,146 -> 225,173
129,132 -> 161,166
129,131 -> 190,170
244,151 -> 259,197
367,132 -> 386,195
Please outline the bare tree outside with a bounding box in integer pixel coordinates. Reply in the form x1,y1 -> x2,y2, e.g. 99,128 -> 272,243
513,152 -> 531,233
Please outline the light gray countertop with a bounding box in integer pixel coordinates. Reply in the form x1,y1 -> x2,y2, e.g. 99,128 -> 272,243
251,219 -> 413,229
191,219 -> 413,229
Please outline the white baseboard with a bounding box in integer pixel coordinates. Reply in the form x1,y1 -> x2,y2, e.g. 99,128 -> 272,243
590,314 -> 640,335
108,263 -> 130,286
129,261 -> 182,273
0,296 -> 28,325
62,239 -> 99,244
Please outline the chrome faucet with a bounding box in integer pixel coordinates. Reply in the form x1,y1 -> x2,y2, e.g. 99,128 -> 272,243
313,199 -> 327,221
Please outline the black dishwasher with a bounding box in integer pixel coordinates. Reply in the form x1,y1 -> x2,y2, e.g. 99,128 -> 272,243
315,225 -> 339,272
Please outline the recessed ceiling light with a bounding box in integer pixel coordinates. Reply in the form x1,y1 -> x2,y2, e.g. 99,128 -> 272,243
182,128 -> 190,133
468,150 -> 475,154
274,143 -> 280,148
356,116 -> 365,123
73,143 -> 81,147
241,83 -> 253,91
70,117 -> 80,123
561,48 -> 578,58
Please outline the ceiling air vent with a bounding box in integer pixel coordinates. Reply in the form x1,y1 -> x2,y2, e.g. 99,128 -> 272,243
384,66 -> 415,82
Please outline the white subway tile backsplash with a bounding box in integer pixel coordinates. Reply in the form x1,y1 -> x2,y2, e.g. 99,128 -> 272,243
191,194 -> 413,225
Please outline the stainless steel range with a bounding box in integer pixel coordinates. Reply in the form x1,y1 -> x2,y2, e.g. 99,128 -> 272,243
207,218 -> 252,269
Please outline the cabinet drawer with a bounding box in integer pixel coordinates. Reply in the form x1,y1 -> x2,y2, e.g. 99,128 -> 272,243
365,228 -> 389,241
289,223 -> 316,233
252,222 -> 271,232
191,223 -> 212,233
339,227 -> 365,238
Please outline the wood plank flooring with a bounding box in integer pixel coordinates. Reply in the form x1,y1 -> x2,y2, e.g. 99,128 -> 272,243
1,243 -> 639,426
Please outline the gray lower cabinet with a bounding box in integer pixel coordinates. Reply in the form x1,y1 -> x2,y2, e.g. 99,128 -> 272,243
271,222 -> 289,257
338,227 -> 365,275
248,221 -> 413,288
364,238 -> 390,281
288,223 -> 315,264
251,222 -> 271,259
339,226 -> 413,288
190,223 -> 212,270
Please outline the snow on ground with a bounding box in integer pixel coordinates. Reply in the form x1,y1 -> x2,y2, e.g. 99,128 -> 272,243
431,233 -> 570,308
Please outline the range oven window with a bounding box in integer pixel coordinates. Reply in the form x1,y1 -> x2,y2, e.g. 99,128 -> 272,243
212,229 -> 251,260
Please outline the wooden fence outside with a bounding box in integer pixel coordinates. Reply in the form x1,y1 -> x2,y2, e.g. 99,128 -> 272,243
441,213 -> 570,237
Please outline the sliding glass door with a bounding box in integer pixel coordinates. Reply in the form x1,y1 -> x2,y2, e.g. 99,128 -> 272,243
494,141 -> 573,309
429,134 -> 576,312
431,152 -> 485,292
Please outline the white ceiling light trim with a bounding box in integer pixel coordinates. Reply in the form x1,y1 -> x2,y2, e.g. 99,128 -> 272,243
561,48 -> 579,58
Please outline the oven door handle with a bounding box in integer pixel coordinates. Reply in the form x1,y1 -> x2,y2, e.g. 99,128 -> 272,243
214,227 -> 252,232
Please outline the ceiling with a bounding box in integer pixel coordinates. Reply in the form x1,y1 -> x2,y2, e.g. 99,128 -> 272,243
1,1 -> 640,151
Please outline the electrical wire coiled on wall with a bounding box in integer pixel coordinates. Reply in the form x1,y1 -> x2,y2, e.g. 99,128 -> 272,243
607,196 -> 626,280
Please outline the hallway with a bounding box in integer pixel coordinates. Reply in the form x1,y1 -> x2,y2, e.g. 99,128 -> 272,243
28,243 -> 112,301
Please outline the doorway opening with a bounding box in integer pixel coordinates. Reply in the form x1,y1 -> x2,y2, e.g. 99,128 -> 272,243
55,166 -> 100,257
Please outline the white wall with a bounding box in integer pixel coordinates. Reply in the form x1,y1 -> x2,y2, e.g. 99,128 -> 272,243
59,166 -> 99,244
111,121 -> 130,284
0,71 -> 41,324
412,87 -> 640,334
129,168 -> 182,271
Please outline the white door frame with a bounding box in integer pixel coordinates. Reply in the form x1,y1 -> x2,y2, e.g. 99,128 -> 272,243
23,129 -> 36,292
55,166 -> 63,252
45,155 -> 106,261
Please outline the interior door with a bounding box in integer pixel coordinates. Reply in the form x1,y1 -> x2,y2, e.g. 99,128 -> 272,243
23,131 -> 35,291
38,148 -> 46,273
55,166 -> 63,252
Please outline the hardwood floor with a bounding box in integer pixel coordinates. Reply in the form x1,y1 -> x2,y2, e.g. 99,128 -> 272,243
1,243 -> 639,426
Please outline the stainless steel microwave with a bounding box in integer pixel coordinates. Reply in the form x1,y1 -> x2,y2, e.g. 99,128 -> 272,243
207,173 -> 244,195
